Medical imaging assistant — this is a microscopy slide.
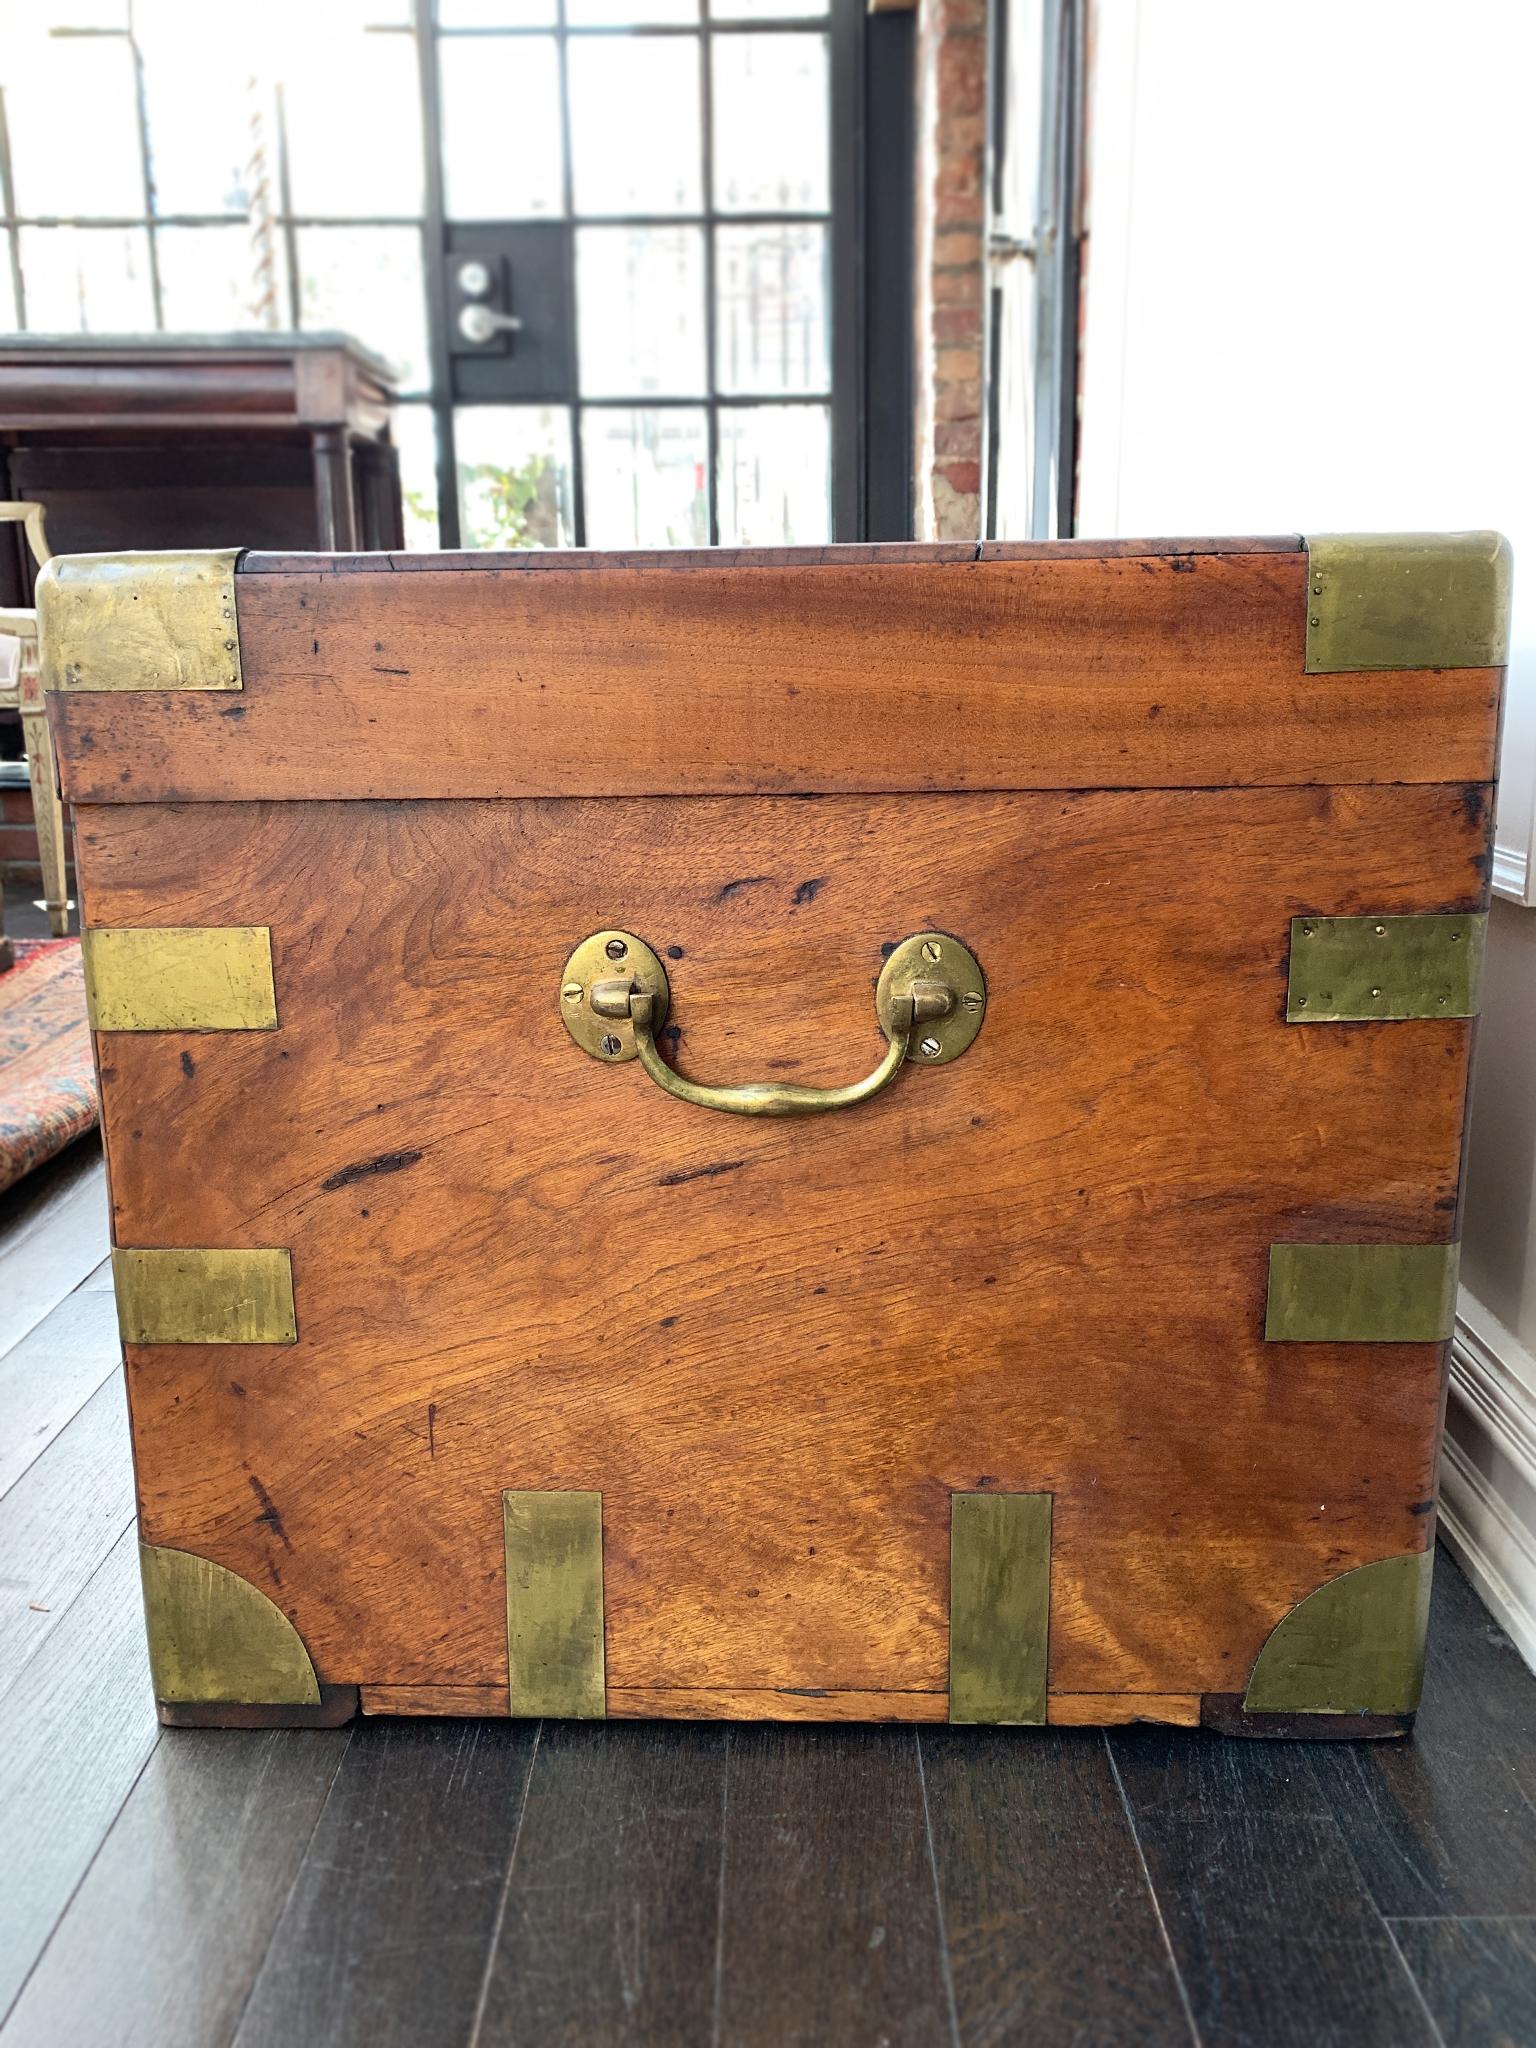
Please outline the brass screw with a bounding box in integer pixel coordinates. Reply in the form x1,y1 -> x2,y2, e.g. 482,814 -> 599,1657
1310,615 -> 1321,628
1296,995 -> 1308,1007
1300,922 -> 1315,937
1374,923 -> 1386,935
921,940 -> 942,963
1437,994 -> 1448,1006
561,981 -> 583,1004
961,990 -> 983,1011
1370,987 -> 1382,999
600,1034 -> 623,1056
605,938 -> 628,961
920,1036 -> 942,1057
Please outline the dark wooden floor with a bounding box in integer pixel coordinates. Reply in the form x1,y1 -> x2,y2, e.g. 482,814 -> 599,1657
1,1135 -> 1535,2047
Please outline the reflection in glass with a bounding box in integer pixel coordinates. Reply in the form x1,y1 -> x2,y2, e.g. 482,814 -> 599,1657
717,404 -> 829,545
714,224 -> 828,394
569,38 -> 701,217
576,227 -> 706,398
282,27 -> 424,218
157,225 -> 287,331
437,0 -> 555,22
136,8 -> 252,216
455,406 -> 574,548
710,0 -> 826,17
393,403 -> 442,549
439,36 -> 563,219
582,408 -> 709,548
297,227 -> 429,390
5,35 -> 145,217
18,227 -> 155,332
712,35 -> 828,214
567,0 -> 695,22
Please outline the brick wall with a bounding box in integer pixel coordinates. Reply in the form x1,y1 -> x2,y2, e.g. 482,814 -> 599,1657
0,781 -> 74,894
913,0 -> 989,541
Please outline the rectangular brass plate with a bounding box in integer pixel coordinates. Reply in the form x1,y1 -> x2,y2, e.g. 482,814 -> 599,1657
37,549 -> 243,692
83,926 -> 277,1032
1286,913 -> 1485,1022
949,1492 -> 1051,1725
1304,532 -> 1511,673
113,1248 -> 297,1345
1265,1243 -> 1459,1344
504,1490 -> 606,1719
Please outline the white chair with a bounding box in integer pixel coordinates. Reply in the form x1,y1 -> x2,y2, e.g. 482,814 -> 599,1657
0,502 -> 69,945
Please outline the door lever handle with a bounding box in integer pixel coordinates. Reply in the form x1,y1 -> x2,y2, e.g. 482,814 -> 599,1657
457,304 -> 524,345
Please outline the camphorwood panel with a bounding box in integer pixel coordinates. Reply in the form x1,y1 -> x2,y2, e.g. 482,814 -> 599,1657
77,780 -> 1488,1704
51,549 -> 1501,805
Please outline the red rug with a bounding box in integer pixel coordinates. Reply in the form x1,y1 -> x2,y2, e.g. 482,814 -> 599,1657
0,939 -> 99,1196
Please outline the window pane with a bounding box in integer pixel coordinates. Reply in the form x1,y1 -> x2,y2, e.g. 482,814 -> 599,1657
712,35 -> 827,213
158,224 -> 290,331
438,0 -> 554,22
710,0 -> 825,18
581,407 -> 709,549
394,404 -> 442,549
576,227 -> 706,398
283,28 -> 424,218
5,33 -> 145,217
439,37 -> 562,219
569,38 -> 701,217
18,227 -> 155,332
715,223 -> 827,394
567,0 -> 696,25
455,406 -> 574,548
297,227 -> 429,390
717,404 -> 828,544
136,0 -> 252,213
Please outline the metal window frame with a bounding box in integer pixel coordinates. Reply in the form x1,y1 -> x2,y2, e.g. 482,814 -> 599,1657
0,0 -> 912,546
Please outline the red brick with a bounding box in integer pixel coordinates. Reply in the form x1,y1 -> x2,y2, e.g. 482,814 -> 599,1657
934,381 -> 982,425
936,459 -> 982,496
934,229 -> 982,269
1,787 -> 35,823
931,307 -> 982,346
932,264 -> 983,307
935,192 -> 985,231
938,35 -> 987,117
935,419 -> 981,458
936,113 -> 986,159
935,345 -> 981,382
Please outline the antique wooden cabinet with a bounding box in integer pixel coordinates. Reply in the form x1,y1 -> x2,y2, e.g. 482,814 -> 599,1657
40,534 -> 1508,1736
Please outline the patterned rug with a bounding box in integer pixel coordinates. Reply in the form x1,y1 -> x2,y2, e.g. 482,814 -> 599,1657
0,938 -> 99,1196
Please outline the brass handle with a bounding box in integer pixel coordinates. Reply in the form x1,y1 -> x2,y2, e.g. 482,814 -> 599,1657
559,930 -> 986,1119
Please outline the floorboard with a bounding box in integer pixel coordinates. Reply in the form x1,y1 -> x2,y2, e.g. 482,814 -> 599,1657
0,1288 -> 121,1501
0,1144 -> 108,1359
1110,1725 -> 1436,2047
0,1726 -> 350,2048
0,1526 -> 159,2025
0,1372 -> 135,1703
1389,1917 -> 1536,2048
475,1720 -> 726,2048
713,1724 -> 956,2048
1309,1555 -> 1536,1919
921,1725 -> 1194,2046
232,1718 -> 539,2048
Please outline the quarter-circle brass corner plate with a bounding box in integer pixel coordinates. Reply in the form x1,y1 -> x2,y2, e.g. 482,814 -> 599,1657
876,931 -> 986,1066
560,930 -> 670,1062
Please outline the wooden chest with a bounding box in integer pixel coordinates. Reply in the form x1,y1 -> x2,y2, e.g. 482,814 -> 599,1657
40,534 -> 1509,1736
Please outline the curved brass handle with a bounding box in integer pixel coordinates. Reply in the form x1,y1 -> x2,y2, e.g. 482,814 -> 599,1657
559,930 -> 986,1119
630,986 -> 914,1118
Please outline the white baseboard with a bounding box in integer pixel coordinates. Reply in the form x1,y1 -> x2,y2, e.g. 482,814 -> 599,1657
1492,838 -> 1532,906
1440,1292 -> 1536,1673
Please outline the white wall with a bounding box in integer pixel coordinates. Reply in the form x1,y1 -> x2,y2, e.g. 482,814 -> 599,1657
1076,0 -> 1536,1662
1079,0 -> 1536,890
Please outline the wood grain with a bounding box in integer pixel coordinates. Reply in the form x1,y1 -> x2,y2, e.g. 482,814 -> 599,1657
0,1288 -> 120,1500
233,1720 -> 538,2048
77,779 -> 1486,1711
921,1727 -> 1196,2044
1047,1694 -> 1201,1727
50,549 -> 1502,803
0,1727 -> 350,2048
476,1722 -> 727,2046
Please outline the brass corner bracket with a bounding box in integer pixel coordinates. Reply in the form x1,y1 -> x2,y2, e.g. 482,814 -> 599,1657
504,1490 -> 606,1719
1265,1241 -> 1459,1344
948,1491 -> 1051,1725
83,925 -> 277,1032
1244,1551 -> 1433,1716
140,1541 -> 321,1706
37,548 -> 243,694
112,1247 -> 297,1345
1286,912 -> 1486,1023
1303,532 -> 1511,673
